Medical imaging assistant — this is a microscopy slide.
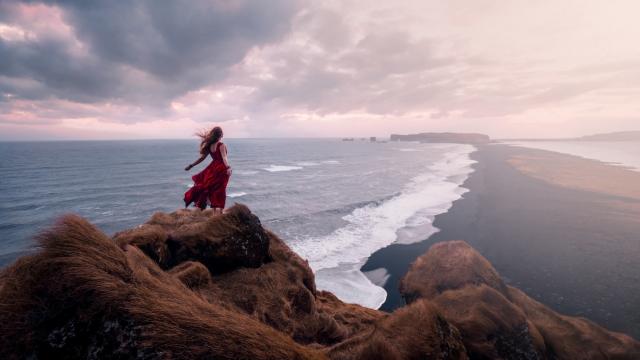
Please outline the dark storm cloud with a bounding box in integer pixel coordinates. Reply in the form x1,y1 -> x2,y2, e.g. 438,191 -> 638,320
0,0 -> 299,107
0,37 -> 118,102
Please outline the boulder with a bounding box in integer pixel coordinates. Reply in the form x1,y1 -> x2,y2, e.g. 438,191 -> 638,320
400,240 -> 640,360
114,204 -> 270,274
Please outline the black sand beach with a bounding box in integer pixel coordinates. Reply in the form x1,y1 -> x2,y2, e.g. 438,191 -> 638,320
362,144 -> 640,339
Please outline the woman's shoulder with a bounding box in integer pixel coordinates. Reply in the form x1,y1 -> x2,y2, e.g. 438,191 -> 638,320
209,141 -> 225,151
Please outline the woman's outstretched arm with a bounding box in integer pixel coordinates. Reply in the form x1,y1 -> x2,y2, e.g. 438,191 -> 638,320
221,143 -> 232,176
185,154 -> 207,171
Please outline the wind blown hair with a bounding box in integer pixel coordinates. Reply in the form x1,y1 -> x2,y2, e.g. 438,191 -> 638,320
197,126 -> 223,155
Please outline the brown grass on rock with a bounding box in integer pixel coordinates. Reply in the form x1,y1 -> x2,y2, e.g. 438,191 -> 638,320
508,286 -> 640,360
327,299 -> 468,360
400,240 -> 508,301
0,213 -> 322,359
400,240 -> 640,360
114,204 -> 270,274
167,260 -> 211,289
0,205 -> 471,360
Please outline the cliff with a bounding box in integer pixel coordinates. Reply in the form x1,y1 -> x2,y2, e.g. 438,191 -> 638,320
390,132 -> 491,144
0,205 -> 637,359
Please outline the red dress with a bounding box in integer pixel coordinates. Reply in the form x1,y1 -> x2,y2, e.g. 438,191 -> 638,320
184,142 -> 230,209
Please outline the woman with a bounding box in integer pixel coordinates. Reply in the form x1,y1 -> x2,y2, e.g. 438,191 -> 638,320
184,126 -> 232,214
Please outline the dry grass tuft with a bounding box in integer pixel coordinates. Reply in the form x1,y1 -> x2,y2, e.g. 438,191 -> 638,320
2,205 -> 438,359
400,240 -> 640,360
168,260 -> 211,289
114,204 -> 270,274
9,207 -> 631,359
0,213 -> 322,359
327,299 -> 467,360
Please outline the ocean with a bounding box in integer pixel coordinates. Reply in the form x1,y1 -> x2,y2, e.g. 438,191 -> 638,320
0,138 -> 476,308
505,141 -> 640,171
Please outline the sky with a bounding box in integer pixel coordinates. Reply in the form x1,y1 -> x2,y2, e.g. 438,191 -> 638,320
1,0 -> 639,141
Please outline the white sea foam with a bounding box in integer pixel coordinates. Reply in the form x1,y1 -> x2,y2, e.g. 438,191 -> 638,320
228,192 -> 247,198
315,266 -> 387,306
263,165 -> 304,172
394,148 -> 423,152
322,160 -> 340,164
290,144 -> 477,309
363,268 -> 391,287
235,170 -> 259,176
296,161 -> 320,166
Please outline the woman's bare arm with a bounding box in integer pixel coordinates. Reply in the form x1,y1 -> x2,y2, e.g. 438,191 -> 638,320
221,143 -> 232,175
185,154 -> 207,171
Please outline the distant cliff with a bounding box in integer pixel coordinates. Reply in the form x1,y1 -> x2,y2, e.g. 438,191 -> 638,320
0,205 -> 637,359
390,132 -> 491,144
577,131 -> 640,141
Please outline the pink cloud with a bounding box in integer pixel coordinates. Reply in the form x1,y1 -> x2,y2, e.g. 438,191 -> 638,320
1,0 -> 639,140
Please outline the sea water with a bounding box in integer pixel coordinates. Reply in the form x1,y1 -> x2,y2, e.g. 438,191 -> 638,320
0,139 -> 476,308
505,141 -> 640,171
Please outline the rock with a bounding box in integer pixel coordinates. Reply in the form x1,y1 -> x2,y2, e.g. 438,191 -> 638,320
114,204 -> 270,274
168,261 -> 211,289
508,286 -> 640,360
400,240 -> 640,360
0,213 -> 322,360
2,208 -> 638,359
400,240 -> 509,301
0,206 -> 468,359
327,300 -> 468,360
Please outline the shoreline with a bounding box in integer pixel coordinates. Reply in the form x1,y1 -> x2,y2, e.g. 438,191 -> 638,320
362,144 -> 640,339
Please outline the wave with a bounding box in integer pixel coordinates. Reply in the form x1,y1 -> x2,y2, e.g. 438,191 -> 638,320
290,144 -> 477,309
363,268 -> 391,287
228,192 -> 247,198
295,161 -> 320,166
322,160 -> 340,164
394,148 -> 423,152
234,170 -> 259,176
263,165 -> 303,172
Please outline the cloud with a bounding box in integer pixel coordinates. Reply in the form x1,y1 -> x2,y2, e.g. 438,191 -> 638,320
228,0 -> 640,135
0,0 -> 299,111
1,0 -> 640,139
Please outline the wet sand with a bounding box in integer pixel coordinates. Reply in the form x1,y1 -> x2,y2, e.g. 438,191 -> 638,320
362,144 -> 640,339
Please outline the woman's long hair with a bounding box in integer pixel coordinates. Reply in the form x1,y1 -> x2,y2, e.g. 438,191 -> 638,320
197,126 -> 223,155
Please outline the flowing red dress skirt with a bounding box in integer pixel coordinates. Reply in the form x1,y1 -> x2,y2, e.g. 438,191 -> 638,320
184,143 -> 230,209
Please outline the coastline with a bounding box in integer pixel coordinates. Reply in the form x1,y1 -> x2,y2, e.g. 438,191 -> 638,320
362,144 -> 640,339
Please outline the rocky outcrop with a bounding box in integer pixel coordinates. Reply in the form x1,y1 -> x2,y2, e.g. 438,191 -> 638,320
400,241 -> 640,360
1,206 -> 637,359
390,132 -> 491,144
114,204 -> 270,274
0,205 -> 467,360
0,211 -> 320,360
